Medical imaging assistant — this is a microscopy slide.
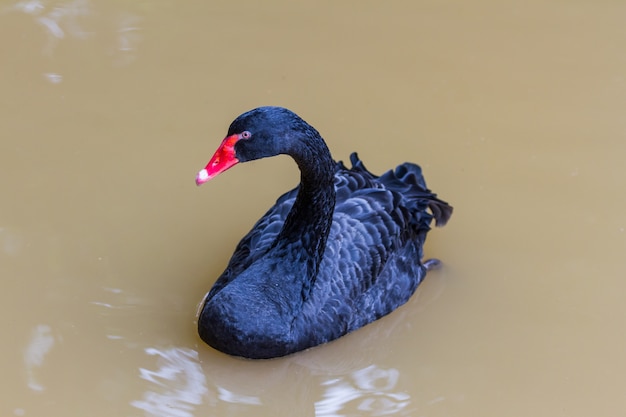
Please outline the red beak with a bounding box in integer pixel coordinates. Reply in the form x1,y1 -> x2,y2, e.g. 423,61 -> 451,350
196,134 -> 240,185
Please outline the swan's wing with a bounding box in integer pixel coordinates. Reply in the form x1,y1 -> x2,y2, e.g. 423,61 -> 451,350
329,152 -> 451,291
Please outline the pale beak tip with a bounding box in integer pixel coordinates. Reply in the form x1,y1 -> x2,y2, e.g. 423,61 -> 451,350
195,169 -> 210,186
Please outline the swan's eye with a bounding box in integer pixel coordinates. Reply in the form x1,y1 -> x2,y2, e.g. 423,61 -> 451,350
240,131 -> 252,140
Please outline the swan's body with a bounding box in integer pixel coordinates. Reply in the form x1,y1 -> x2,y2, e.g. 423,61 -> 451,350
195,107 -> 452,359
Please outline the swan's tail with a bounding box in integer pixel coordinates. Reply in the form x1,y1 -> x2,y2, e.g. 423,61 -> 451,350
346,152 -> 453,228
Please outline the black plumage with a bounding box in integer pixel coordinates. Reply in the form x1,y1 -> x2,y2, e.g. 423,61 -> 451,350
196,107 -> 452,359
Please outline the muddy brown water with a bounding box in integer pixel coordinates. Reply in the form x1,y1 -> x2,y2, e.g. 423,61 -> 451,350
2,1 -> 626,416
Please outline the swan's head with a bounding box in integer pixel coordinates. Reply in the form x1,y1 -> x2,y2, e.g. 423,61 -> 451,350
195,107 -> 320,185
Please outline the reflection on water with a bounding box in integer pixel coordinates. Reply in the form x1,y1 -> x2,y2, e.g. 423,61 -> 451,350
23,324 -> 55,392
9,0 -> 92,52
130,302 -> 429,417
90,286 -> 135,311
4,0 -> 142,76
132,347 -> 208,417
43,72 -> 63,83
316,365 -> 410,417
216,386 -> 261,406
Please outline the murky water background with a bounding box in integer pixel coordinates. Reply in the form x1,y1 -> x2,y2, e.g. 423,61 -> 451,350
2,0 -> 626,416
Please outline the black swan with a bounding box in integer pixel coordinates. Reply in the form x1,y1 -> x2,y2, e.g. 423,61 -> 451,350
195,106 -> 452,359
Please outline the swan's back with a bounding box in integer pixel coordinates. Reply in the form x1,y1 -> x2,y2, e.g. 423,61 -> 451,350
293,153 -> 451,349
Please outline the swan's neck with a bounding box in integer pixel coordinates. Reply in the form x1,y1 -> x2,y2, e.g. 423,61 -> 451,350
274,136 -> 336,286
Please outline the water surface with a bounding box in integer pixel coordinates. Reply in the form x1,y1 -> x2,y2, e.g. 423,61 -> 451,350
2,1 -> 626,416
